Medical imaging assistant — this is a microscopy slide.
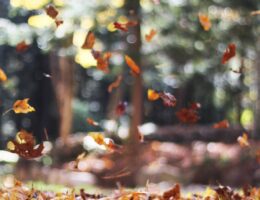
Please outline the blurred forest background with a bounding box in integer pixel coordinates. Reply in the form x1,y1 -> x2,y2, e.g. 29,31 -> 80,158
0,0 -> 260,189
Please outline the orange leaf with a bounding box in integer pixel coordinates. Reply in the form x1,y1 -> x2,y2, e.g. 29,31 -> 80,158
81,31 -> 95,49
86,118 -> 99,126
237,133 -> 250,148
147,89 -> 160,101
176,103 -> 201,124
198,13 -> 211,31
89,133 -> 105,145
213,119 -> 230,129
108,75 -> 123,93
16,41 -> 29,52
13,98 -> 35,114
7,130 -> 44,159
145,29 -> 157,42
125,55 -> 141,76
251,10 -> 260,16
163,184 -> 181,200
45,5 -> 59,19
0,68 -> 7,82
55,19 -> 63,27
93,51 -> 112,73
222,43 -> 236,64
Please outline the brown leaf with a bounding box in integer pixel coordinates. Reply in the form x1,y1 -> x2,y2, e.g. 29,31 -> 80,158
81,31 -> 95,49
163,184 -> 181,200
222,43 -> 236,64
108,75 -> 123,93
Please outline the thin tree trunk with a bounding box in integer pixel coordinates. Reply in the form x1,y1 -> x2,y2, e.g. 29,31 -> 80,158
124,0 -> 143,186
50,54 -> 74,143
254,38 -> 260,138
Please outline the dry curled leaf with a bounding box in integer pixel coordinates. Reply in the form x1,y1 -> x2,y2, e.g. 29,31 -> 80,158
159,92 -> 177,107
86,118 -> 99,126
93,51 -> 112,73
81,31 -> 95,49
213,119 -> 230,129
147,89 -> 160,101
13,98 -> 35,114
0,68 -> 7,82
125,55 -> 141,76
145,29 -> 157,42
198,13 -> 211,31
222,43 -> 236,64
108,75 -> 122,93
16,41 -> 29,52
45,5 -> 59,19
237,133 -> 250,148
7,130 -> 44,159
113,21 -> 138,32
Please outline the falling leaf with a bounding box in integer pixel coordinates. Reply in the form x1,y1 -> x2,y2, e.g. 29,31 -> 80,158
176,103 -> 201,124
0,68 -> 7,82
222,43 -> 236,64
7,130 -> 44,159
86,118 -> 99,126
237,133 -> 250,148
81,31 -> 95,49
115,101 -> 127,116
91,49 -> 101,59
125,55 -> 141,76
145,29 -> 157,42
250,10 -> 260,16
45,5 -> 59,19
113,21 -> 138,32
89,133 -> 105,145
55,19 -> 63,27
16,41 -> 29,52
96,52 -> 112,73
13,98 -> 35,114
147,89 -> 160,101
213,119 -> 230,129
159,92 -> 177,107
108,75 -> 123,93
198,13 -> 211,31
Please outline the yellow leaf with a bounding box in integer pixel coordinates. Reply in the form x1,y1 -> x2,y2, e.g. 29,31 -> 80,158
147,89 -> 160,101
0,68 -> 7,82
13,98 -> 35,114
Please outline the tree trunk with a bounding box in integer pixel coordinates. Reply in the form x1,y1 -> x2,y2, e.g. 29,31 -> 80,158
50,54 -> 74,143
124,0 -> 143,186
254,38 -> 260,138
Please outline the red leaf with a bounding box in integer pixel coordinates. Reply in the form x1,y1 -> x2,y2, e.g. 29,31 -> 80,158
113,21 -> 138,32
222,43 -> 236,64
16,41 -> 29,52
115,101 -> 127,116
213,119 -> 229,129
45,5 -> 59,19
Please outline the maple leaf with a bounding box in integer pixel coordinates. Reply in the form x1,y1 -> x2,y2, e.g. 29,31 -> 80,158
108,75 -> 123,93
213,119 -> 230,129
7,130 -> 44,159
176,103 -> 201,124
16,41 -> 29,52
81,31 -> 95,49
92,51 -> 112,73
222,43 -> 236,64
198,13 -> 211,31
145,29 -> 157,42
13,98 -> 35,114
0,68 -> 7,82
237,133 -> 250,148
125,55 -> 141,76
163,184 -> 181,200
159,92 -> 177,107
